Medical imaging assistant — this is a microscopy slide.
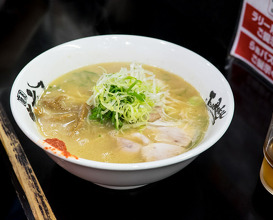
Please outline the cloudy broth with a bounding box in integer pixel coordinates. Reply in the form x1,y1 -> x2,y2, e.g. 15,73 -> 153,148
34,62 -> 209,163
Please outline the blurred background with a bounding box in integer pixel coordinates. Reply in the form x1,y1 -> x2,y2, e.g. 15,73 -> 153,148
0,0 -> 241,87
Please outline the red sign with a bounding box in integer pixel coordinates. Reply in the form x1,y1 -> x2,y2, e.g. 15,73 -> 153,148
235,31 -> 273,81
243,3 -> 273,48
231,1 -> 273,85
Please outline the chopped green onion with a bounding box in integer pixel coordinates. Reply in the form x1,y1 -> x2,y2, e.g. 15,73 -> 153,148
86,63 -> 164,129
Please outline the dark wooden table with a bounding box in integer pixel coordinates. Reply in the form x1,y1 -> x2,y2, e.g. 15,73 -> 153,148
1,1 -> 273,219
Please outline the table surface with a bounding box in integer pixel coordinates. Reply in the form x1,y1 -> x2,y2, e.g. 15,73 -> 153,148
1,0 -> 273,219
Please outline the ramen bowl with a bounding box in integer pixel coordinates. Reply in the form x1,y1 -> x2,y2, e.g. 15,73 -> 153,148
10,35 -> 234,190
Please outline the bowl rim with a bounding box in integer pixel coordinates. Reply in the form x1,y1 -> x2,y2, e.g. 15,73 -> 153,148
10,34 -> 235,171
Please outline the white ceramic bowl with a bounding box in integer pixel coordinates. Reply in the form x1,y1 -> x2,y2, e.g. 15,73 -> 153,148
10,35 -> 234,190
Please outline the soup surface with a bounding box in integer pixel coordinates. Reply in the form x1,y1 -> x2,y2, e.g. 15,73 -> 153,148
34,62 -> 209,163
